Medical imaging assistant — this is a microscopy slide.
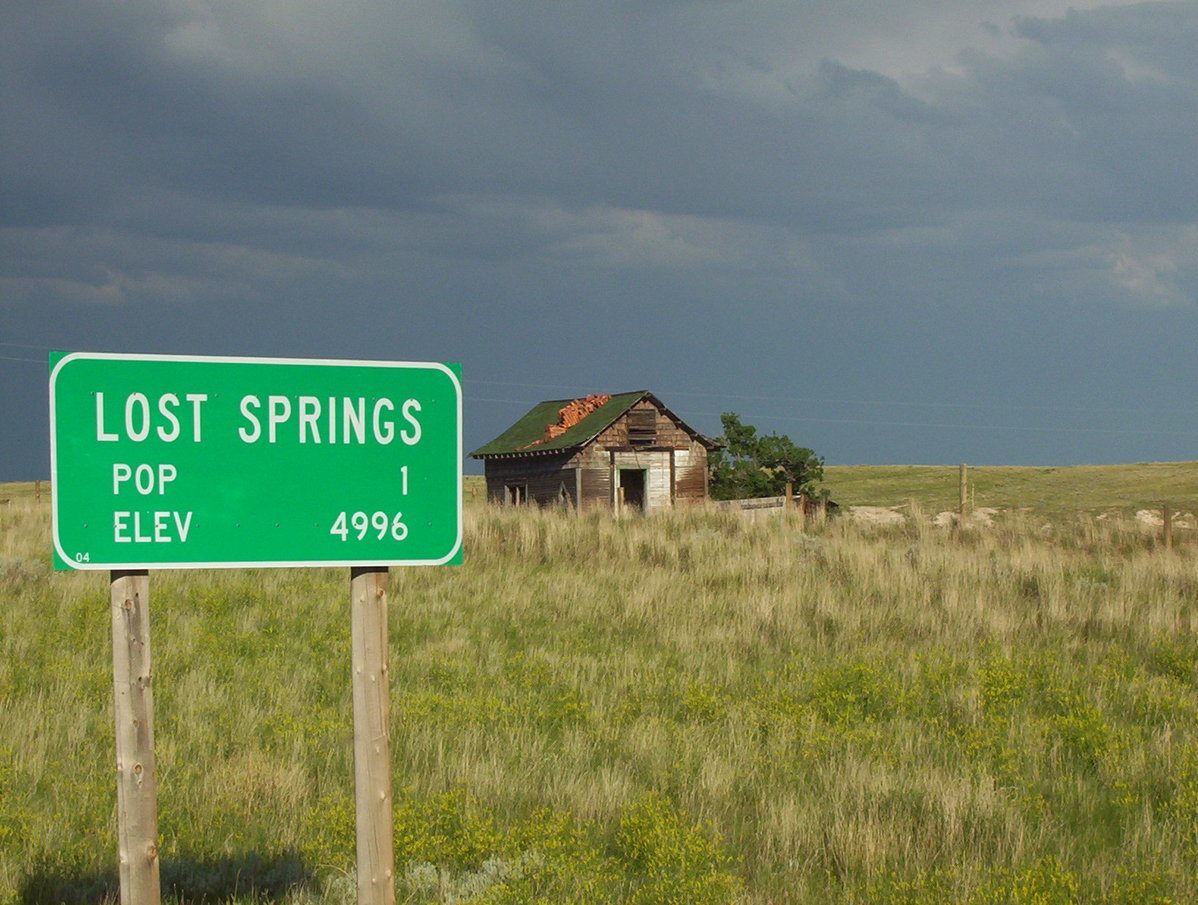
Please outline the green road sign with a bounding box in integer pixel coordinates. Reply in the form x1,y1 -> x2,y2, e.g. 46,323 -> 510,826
50,353 -> 462,570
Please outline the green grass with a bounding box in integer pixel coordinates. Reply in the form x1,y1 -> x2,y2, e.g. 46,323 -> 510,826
822,462 -> 1198,514
2,483 -> 1197,903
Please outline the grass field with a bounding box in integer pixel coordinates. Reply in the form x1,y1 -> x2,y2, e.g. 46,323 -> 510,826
2,476 -> 1197,904
820,462 -> 1198,515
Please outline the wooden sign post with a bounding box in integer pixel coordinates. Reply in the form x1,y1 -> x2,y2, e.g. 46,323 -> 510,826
959,463 -> 969,518
350,566 -> 395,905
110,569 -> 161,905
1163,504 -> 1173,552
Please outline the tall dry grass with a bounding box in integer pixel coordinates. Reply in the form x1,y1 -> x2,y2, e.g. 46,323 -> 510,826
1,494 -> 1196,903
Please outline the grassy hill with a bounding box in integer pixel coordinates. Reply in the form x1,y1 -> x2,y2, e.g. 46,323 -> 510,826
2,483 -> 1196,904
821,461 -> 1198,514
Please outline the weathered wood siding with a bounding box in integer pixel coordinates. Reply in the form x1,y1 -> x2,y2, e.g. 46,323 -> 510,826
481,395 -> 710,510
483,454 -> 578,507
573,445 -> 612,509
673,443 -> 708,502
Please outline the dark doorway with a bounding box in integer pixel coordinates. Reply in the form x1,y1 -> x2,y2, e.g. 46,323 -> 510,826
619,469 -> 646,511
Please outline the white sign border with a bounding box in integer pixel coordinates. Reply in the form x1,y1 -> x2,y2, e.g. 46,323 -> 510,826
49,351 -> 463,571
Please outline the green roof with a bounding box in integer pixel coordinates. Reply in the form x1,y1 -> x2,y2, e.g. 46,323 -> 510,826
470,391 -> 648,457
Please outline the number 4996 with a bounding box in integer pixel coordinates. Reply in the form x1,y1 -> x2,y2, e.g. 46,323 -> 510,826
330,511 -> 408,542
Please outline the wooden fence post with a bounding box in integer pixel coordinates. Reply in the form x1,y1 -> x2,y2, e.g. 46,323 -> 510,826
959,464 -> 968,518
110,569 -> 161,905
784,481 -> 793,513
1163,504 -> 1173,552
350,566 -> 395,905
617,486 -> 625,519
35,479 -> 41,501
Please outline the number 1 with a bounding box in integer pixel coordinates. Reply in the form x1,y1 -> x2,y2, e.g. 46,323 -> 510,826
400,465 -> 408,495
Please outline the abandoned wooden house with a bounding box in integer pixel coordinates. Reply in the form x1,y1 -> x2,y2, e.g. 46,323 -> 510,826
470,391 -> 717,512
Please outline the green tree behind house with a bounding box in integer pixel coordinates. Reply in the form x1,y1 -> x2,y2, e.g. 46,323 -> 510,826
708,412 -> 824,501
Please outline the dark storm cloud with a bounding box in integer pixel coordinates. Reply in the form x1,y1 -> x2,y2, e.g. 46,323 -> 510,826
5,0 -> 1196,295
4,1 -> 1198,479
7,1 -> 1193,235
1,3 -> 425,214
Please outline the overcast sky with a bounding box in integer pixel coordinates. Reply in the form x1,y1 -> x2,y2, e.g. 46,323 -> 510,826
4,1 -> 1198,480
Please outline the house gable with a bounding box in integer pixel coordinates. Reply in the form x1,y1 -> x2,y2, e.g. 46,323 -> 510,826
591,395 -> 708,451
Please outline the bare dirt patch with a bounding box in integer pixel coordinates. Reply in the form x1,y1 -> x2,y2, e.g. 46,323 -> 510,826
847,506 -> 907,526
